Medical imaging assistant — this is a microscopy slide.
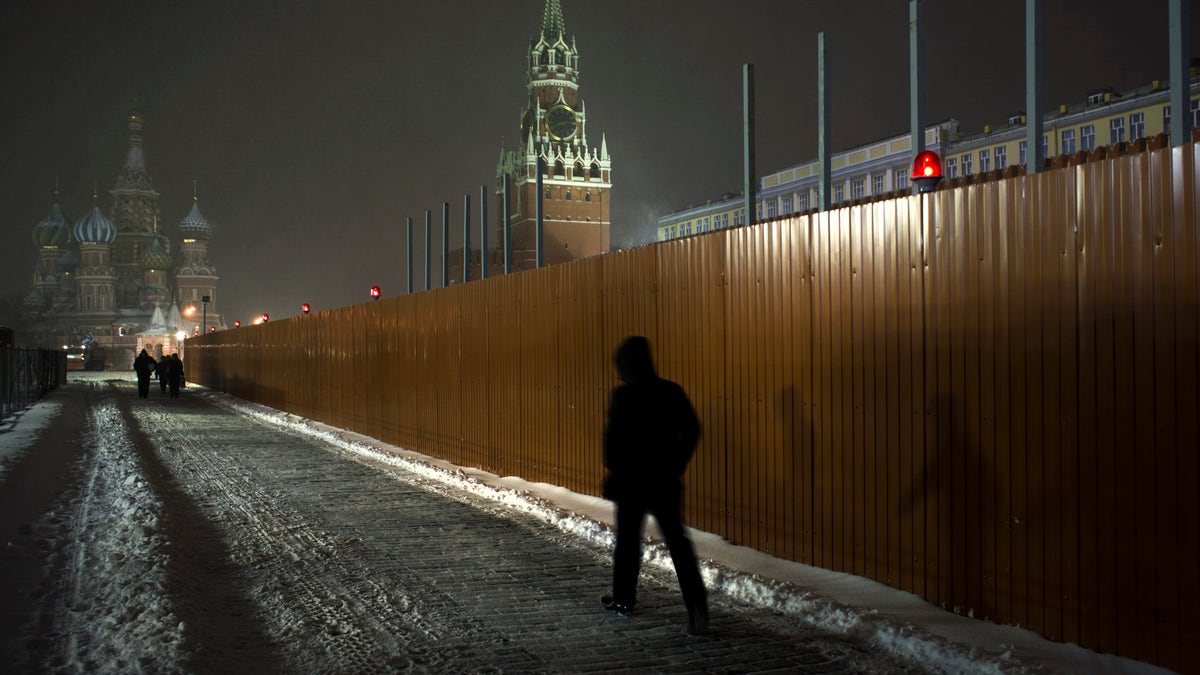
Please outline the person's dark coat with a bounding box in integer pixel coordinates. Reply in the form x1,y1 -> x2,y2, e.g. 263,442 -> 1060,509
166,354 -> 185,398
602,336 -> 700,501
132,349 -> 157,398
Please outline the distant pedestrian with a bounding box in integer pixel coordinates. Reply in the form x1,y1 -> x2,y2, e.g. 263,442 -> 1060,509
132,349 -> 157,399
600,335 -> 708,635
155,356 -> 169,394
166,354 -> 185,399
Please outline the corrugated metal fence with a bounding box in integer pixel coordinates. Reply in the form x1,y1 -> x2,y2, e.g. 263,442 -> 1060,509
189,142 -> 1198,671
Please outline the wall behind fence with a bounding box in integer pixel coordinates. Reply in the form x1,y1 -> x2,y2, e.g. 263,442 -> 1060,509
189,142 -> 1198,671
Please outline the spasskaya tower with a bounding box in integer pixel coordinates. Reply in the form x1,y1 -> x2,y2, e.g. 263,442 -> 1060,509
496,0 -> 612,269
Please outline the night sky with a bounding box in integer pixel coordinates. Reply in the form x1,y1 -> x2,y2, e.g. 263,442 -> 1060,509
2,0 -> 1196,328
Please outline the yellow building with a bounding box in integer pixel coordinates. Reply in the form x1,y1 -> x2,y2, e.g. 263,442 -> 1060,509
657,73 -> 1200,242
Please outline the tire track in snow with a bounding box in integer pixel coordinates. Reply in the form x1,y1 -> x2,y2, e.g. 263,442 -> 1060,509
49,382 -> 185,673
129,392 -> 544,673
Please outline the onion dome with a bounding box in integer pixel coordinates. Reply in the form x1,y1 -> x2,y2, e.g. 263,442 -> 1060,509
73,198 -> 117,244
139,235 -> 172,270
32,199 -> 71,247
178,196 -> 212,240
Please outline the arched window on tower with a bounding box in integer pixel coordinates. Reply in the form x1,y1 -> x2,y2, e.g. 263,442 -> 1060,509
544,189 -> 552,200
591,161 -> 601,179
585,192 -> 592,202
554,160 -> 565,177
574,161 -> 585,178
565,190 -> 572,201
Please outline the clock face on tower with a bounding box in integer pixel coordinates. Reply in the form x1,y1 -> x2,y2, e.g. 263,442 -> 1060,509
546,104 -> 577,141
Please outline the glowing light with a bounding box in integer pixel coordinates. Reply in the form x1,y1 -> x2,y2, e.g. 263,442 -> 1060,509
261,313 -> 270,323
370,285 -> 381,300
175,331 -> 186,340
234,320 -> 241,328
302,303 -> 311,314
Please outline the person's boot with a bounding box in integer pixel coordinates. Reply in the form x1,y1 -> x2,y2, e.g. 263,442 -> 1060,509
601,595 -> 634,616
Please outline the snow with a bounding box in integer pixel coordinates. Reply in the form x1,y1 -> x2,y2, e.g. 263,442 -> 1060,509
0,373 -> 1171,674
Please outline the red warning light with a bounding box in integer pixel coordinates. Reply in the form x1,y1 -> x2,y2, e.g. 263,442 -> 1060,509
234,320 -> 241,328
261,313 -> 270,323
302,303 -> 311,314
912,150 -> 944,193
370,285 -> 381,300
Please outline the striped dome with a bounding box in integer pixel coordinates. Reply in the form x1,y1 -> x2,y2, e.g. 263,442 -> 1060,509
178,201 -> 211,240
139,236 -> 172,270
73,203 -> 116,244
32,201 -> 71,247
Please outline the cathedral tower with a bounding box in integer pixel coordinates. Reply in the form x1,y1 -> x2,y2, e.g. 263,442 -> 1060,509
174,188 -> 224,332
110,110 -> 162,309
496,0 -> 612,270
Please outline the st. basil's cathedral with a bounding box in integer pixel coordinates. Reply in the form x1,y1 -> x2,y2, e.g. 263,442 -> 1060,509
25,111 -> 225,368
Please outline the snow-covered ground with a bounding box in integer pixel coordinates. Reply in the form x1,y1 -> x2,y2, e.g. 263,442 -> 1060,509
0,372 -> 1171,674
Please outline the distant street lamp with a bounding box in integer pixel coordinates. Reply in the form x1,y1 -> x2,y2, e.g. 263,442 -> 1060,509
201,295 -> 210,334
370,285 -> 381,300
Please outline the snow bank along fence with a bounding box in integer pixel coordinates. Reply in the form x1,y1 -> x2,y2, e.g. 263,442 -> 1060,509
0,345 -> 67,421
188,140 -> 1198,672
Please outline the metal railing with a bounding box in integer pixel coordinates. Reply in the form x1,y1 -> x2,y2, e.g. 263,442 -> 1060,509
0,346 -> 67,421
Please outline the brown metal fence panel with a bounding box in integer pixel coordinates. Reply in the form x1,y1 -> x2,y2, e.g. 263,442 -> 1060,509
185,142 -> 1200,672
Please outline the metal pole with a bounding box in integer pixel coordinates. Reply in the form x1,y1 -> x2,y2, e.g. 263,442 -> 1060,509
1169,0 -> 1192,145
424,210 -> 431,291
503,173 -> 513,274
463,193 -> 471,284
480,185 -> 489,280
817,34 -> 832,211
535,158 -> 544,268
910,0 -> 925,191
441,202 -> 449,287
406,216 -> 413,294
743,63 -> 756,227
1026,0 -> 1044,173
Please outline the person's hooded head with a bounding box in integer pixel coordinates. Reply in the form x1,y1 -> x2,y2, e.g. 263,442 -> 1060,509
614,335 -> 657,384
139,349 -> 148,357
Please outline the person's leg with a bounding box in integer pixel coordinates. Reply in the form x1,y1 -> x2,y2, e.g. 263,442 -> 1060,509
610,499 -> 646,609
654,491 -> 708,634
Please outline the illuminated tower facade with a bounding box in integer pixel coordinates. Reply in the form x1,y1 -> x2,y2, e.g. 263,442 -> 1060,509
110,111 -> 161,310
495,0 -> 612,270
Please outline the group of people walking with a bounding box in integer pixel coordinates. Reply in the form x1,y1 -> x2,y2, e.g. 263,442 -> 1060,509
132,349 -> 185,399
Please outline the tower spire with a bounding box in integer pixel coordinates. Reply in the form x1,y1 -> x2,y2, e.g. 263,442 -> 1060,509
541,0 -> 566,42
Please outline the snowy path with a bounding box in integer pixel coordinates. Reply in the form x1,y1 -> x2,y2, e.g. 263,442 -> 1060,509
4,376 -> 1170,673
19,378 -> 916,673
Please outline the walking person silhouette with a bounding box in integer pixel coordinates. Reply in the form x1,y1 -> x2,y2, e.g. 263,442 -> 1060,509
601,336 -> 709,635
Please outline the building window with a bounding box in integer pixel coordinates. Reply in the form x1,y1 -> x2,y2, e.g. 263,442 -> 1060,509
1062,129 -> 1076,155
851,178 -> 864,199
782,195 -> 793,213
798,192 -> 809,211
1109,117 -> 1125,144
1019,141 -> 1027,165
767,200 -> 778,218
833,184 -> 845,202
1163,105 -> 1171,132
1192,99 -> 1200,127
667,225 -> 677,238
995,146 -> 1007,169
872,173 -> 885,194
682,221 -> 692,235
1081,125 -> 1095,151
544,189 -> 552,199
1129,112 -> 1145,140
946,156 -> 958,178
585,192 -> 591,202
961,153 -> 972,175
564,190 -> 571,201
734,209 -> 744,227
979,148 -> 991,173
894,169 -> 908,190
